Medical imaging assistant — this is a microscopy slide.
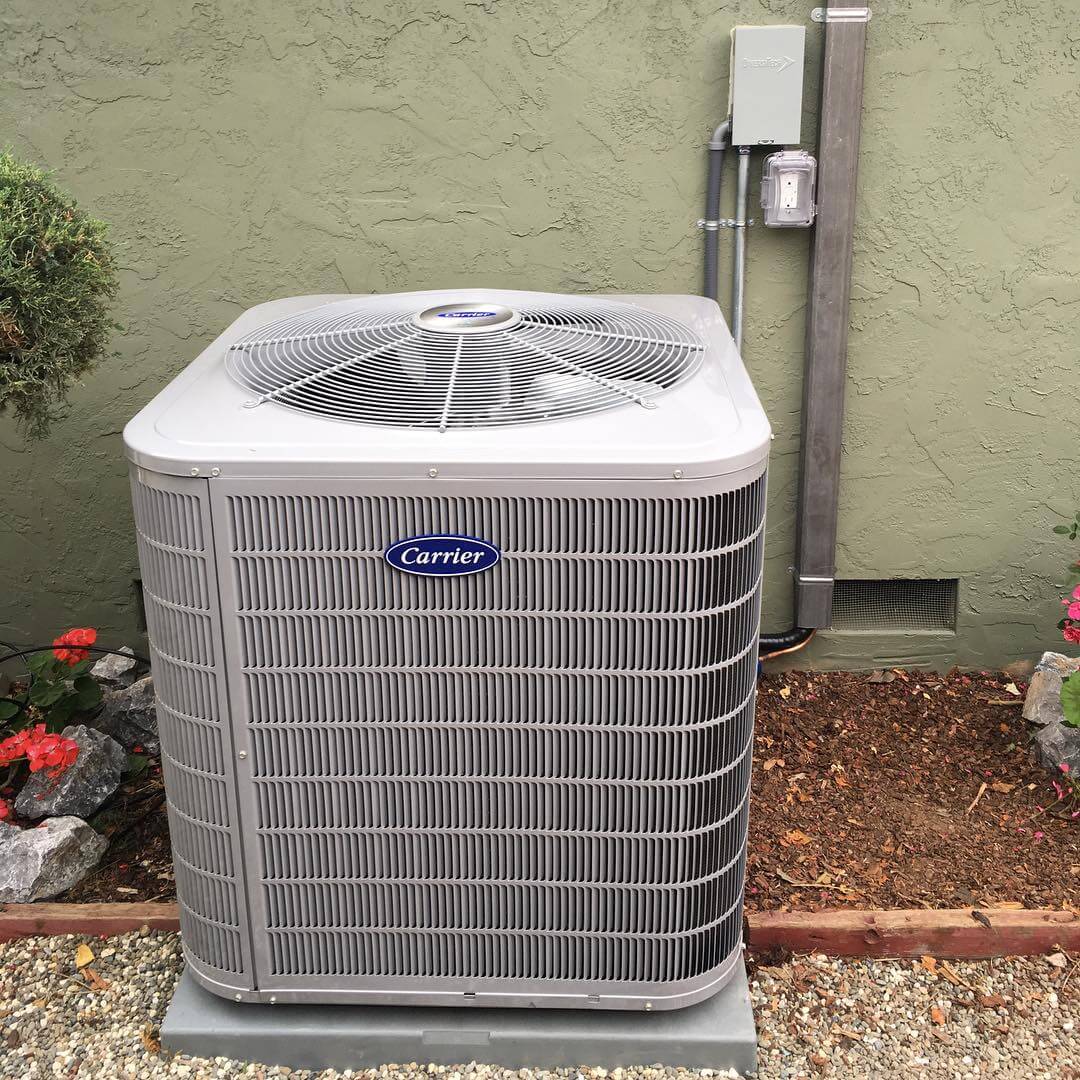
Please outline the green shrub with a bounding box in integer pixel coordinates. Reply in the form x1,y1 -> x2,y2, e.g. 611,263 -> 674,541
0,149 -> 119,437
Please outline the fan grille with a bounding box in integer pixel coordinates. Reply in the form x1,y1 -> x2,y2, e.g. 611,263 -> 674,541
226,296 -> 705,429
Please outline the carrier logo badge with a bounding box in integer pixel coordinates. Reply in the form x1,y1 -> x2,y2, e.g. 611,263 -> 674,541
384,534 -> 501,576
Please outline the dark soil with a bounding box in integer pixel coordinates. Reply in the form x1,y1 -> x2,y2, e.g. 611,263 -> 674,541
748,668 -> 1080,912
64,669 -> 1080,911
62,762 -> 174,904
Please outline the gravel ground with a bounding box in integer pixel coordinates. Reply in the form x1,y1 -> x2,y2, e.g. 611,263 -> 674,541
1,931 -> 1077,1079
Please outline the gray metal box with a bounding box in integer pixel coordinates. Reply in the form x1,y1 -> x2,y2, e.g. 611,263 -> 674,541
729,25 -> 806,146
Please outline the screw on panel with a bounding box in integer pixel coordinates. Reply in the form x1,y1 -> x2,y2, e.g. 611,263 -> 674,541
210,467 -> 221,477
238,750 -> 247,759
428,467 -> 439,478
190,468 -> 200,476
234,994 -> 242,1001
644,1002 -> 653,1011
673,469 -> 684,479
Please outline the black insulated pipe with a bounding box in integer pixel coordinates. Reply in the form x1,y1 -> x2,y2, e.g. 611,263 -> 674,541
758,626 -> 815,658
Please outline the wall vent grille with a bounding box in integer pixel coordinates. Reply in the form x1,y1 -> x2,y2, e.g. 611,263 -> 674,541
830,578 -> 958,632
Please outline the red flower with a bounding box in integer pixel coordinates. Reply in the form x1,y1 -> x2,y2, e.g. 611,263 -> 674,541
0,724 -> 78,777
0,798 -> 9,821
52,627 -> 97,666
1064,624 -> 1080,645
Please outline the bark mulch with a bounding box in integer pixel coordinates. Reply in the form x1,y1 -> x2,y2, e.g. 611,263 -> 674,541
63,669 -> 1080,912
748,668 -> 1080,912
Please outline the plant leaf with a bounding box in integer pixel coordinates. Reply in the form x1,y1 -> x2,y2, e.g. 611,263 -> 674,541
25,651 -> 55,675
1061,673 -> 1080,729
123,752 -> 151,779
44,697 -> 77,730
0,700 -> 20,721
74,943 -> 94,968
1053,525 -> 1072,535
73,676 -> 103,710
28,680 -> 65,707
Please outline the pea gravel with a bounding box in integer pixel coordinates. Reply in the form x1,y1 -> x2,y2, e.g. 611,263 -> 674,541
1,931 -> 1077,1078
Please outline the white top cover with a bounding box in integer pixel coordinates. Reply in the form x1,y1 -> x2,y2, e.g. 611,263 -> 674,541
123,289 -> 771,481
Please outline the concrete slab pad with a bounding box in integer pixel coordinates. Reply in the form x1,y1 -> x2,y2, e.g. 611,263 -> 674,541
161,965 -> 757,1074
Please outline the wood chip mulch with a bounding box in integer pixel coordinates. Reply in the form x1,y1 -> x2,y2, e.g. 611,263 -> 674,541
747,668 -> 1080,912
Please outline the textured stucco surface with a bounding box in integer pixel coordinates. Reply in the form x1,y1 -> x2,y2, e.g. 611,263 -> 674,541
1,0 -> 1078,669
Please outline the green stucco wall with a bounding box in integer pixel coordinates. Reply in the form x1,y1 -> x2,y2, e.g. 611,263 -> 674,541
2,1 -> 1078,669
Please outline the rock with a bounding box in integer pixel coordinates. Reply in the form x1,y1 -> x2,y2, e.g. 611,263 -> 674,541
90,646 -> 138,687
1022,651 -> 1080,726
14,725 -> 125,821
0,816 -> 108,902
1033,720 -> 1080,776
94,675 -> 159,753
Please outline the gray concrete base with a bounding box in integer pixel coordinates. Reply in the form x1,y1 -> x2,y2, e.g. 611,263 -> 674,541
161,965 -> 757,1075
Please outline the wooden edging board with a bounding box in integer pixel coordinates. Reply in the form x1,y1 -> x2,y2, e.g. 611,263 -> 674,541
2,904 -> 1078,958
747,908 -> 1080,959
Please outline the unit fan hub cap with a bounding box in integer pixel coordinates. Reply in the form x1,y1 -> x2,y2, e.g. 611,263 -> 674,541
413,302 -> 521,333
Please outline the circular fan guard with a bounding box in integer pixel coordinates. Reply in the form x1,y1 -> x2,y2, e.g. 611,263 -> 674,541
226,295 -> 705,430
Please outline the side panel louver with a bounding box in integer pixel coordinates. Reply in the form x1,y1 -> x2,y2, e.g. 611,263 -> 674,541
130,470 -> 255,992
199,472 -> 766,1008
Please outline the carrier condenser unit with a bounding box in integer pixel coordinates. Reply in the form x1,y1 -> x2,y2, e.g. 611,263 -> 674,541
124,289 -> 770,1011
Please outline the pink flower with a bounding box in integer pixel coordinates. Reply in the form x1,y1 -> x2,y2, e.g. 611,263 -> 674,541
1064,624 -> 1080,644
1068,602 -> 1080,620
1033,831 -> 1045,840
1072,585 -> 1080,600
1061,763 -> 1072,774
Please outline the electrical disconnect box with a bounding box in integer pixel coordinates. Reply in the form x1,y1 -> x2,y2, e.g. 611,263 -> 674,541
729,25 -> 806,147
760,150 -> 817,227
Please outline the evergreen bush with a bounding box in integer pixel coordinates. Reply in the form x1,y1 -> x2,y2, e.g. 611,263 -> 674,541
0,150 -> 119,437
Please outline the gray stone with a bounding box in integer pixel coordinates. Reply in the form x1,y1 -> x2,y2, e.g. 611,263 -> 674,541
14,724 -> 125,821
90,645 -> 138,687
1022,651 -> 1080,726
1033,720 -> 1080,776
0,816 -> 108,902
1036,650 -> 1080,676
95,674 -> 159,753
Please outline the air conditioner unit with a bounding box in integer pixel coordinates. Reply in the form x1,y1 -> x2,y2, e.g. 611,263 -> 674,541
124,289 -> 770,1011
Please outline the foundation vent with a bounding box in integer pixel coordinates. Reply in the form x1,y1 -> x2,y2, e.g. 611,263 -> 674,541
830,578 -> 958,633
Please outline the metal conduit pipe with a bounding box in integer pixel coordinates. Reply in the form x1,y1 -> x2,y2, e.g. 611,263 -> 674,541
714,142 -> 814,658
702,119 -> 731,302
730,146 -> 751,352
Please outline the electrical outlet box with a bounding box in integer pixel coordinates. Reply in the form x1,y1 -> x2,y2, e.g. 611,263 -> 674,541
729,25 -> 806,146
761,150 -> 817,227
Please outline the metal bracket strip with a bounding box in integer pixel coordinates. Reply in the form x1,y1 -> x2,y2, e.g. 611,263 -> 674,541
697,219 -> 755,231
811,6 -> 871,22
